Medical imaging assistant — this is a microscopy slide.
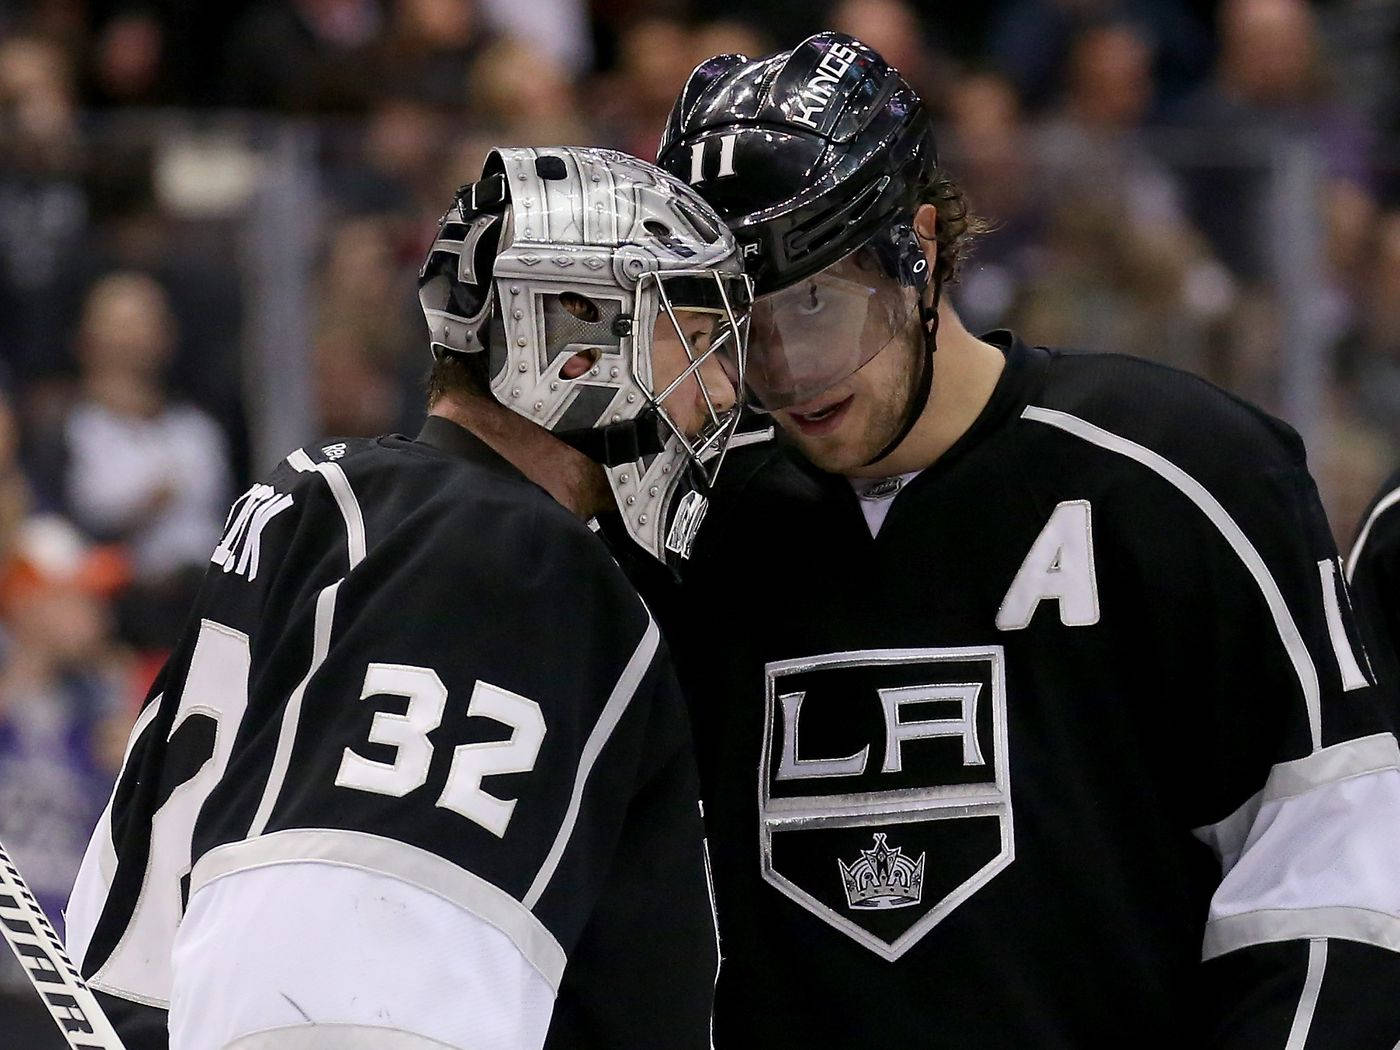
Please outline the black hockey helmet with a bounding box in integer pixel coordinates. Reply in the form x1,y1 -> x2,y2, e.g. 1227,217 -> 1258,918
658,34 -> 942,463
657,32 -> 939,298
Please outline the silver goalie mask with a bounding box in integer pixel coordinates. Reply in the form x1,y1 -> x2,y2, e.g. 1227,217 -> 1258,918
418,147 -> 752,566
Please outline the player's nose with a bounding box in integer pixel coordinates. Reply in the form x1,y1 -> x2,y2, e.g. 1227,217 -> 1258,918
699,351 -> 737,420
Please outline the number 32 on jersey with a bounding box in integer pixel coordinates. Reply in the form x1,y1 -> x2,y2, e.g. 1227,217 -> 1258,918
73,619 -> 545,1001
334,661 -> 546,838
173,621 -> 547,841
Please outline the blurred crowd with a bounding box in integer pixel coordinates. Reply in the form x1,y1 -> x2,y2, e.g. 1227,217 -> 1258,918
0,0 -> 1398,1037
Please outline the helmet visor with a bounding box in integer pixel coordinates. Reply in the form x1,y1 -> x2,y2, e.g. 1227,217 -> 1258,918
731,248 -> 917,410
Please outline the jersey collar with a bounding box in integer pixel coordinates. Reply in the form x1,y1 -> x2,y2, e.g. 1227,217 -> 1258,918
414,414 -> 525,482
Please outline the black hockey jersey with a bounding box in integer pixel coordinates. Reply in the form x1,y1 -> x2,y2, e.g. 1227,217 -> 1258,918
635,332 -> 1400,1048
65,415 -> 717,1049
1347,467 -> 1400,686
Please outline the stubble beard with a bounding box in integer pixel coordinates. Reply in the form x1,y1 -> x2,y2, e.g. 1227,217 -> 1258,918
855,336 -> 923,472
794,331 -> 924,476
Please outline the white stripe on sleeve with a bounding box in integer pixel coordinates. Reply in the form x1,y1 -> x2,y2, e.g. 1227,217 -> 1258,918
172,861 -> 554,1050
523,613 -> 661,909
1318,559 -> 1370,691
287,448 -> 367,569
246,581 -> 341,838
1199,736 -> 1400,959
1284,939 -> 1327,1050
1346,484 -> 1400,583
1192,733 -> 1400,875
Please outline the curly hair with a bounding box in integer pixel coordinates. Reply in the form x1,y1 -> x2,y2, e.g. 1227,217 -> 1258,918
918,167 -> 992,287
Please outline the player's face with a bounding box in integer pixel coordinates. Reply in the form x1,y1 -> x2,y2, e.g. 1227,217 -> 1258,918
770,319 -> 923,474
650,308 -> 737,439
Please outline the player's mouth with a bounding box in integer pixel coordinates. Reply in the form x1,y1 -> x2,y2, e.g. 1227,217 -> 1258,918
787,394 -> 854,436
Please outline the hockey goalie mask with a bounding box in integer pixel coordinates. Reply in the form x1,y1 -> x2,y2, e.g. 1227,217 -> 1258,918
418,146 -> 752,566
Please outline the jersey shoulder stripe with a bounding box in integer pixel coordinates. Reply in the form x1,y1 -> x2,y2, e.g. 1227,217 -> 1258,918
1035,349 -> 1307,479
1022,403 -> 1324,750
1347,470 -> 1400,582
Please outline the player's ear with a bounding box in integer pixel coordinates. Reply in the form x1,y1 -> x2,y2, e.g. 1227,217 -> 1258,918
913,203 -> 938,267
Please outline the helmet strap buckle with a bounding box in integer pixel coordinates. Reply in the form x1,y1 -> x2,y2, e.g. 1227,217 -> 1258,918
460,173 -> 508,216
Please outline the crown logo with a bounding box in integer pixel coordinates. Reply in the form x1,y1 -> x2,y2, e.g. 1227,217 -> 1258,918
839,833 -> 925,910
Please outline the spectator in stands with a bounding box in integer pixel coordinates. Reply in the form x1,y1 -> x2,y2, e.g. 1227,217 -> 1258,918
39,273 -> 231,650
1339,210 -> 1400,447
85,9 -> 169,107
1032,21 -> 1234,373
380,0 -> 483,106
940,71 -> 1042,335
829,0 -> 945,104
313,217 -> 421,435
1040,22 -> 1179,226
60,272 -> 230,575
0,515 -> 130,1048
327,96 -> 448,216
466,35 -> 583,142
223,0 -> 386,112
0,35 -> 87,388
989,0 -> 1210,113
591,14 -> 693,158
1171,0 -> 1375,285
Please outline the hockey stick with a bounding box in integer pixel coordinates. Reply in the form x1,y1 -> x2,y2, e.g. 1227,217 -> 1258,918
0,836 -> 127,1049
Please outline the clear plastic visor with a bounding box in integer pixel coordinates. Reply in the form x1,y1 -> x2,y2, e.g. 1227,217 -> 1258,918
730,248 -> 918,411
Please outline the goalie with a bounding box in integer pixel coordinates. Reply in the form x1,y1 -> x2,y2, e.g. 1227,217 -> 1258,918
63,147 -> 751,1050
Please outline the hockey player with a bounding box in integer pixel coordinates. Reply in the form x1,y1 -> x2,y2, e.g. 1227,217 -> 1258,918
643,32 -> 1400,1047
63,147 -> 753,1050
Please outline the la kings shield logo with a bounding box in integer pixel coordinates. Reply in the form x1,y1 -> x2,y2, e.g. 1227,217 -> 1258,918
760,646 -> 1012,961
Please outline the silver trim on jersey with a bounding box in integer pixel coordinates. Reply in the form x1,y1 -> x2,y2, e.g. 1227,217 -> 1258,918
1021,405 -> 1325,751
1192,732 -> 1400,872
288,448 -> 367,569
758,645 -> 1013,962
1263,732 -> 1400,803
1318,559 -> 1370,691
1203,906 -> 1400,960
523,614 -> 661,909
188,827 -> 568,991
247,581 -> 342,838
1345,483 -> 1400,583
228,1025 -> 465,1050
101,695 -> 164,883
1284,939 -> 1327,1050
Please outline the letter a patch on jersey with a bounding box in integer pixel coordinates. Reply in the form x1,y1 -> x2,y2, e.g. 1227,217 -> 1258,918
995,500 -> 1099,631
759,646 -> 1012,961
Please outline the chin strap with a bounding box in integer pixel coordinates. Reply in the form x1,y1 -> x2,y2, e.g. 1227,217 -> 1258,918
862,279 -> 941,468
556,407 -> 668,467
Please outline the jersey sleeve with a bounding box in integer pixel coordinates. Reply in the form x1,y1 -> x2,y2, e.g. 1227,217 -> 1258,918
1149,427 -> 1400,1048
1345,468 -> 1400,688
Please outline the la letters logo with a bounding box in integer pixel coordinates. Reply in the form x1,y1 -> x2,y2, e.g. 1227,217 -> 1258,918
759,646 -> 1012,961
